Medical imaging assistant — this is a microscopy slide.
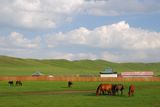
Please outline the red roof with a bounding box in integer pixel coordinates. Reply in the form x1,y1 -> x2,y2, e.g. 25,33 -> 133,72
121,71 -> 154,76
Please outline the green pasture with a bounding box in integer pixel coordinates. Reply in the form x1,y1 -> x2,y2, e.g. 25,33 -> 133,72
0,81 -> 160,107
0,56 -> 160,76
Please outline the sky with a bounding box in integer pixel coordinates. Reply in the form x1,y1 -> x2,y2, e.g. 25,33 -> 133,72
0,0 -> 160,62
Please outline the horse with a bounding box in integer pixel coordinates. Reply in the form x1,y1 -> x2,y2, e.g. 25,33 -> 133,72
113,84 -> 124,95
8,81 -> 14,86
68,81 -> 73,88
96,84 -> 113,96
16,80 -> 22,86
128,84 -> 135,96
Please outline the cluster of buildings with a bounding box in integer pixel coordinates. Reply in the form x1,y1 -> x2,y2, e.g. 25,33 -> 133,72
100,68 -> 154,78
32,68 -> 155,78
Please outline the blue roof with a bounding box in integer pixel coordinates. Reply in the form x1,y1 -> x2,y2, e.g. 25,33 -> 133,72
104,68 -> 113,73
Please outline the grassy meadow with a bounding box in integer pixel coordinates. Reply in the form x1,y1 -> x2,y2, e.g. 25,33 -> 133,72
0,55 -> 160,76
0,81 -> 160,107
0,56 -> 160,107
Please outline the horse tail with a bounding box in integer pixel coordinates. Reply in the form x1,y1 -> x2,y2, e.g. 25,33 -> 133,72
96,84 -> 102,96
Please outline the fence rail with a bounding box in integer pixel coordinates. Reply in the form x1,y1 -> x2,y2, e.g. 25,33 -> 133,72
0,76 -> 160,82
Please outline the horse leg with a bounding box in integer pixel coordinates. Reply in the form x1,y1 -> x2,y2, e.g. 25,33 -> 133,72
110,90 -> 112,95
102,90 -> 105,95
100,89 -> 103,95
108,90 -> 112,95
116,90 -> 119,95
11,82 -> 14,86
132,91 -> 134,96
100,90 -> 103,95
112,88 -> 116,95
121,90 -> 123,95
128,91 -> 130,97
112,89 -> 115,95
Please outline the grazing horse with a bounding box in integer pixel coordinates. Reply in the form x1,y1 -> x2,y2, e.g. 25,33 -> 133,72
8,81 -> 14,86
96,84 -> 113,96
68,81 -> 73,88
16,80 -> 22,86
128,84 -> 135,96
113,84 -> 124,95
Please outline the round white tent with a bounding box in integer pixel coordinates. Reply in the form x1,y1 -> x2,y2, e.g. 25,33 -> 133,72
32,71 -> 43,76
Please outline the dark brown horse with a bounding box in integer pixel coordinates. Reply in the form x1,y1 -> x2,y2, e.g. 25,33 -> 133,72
128,84 -> 135,96
8,81 -> 14,86
16,80 -> 22,86
113,84 -> 124,95
96,84 -> 113,96
68,81 -> 73,88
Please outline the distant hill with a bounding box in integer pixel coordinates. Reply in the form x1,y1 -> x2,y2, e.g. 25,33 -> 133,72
0,55 -> 160,76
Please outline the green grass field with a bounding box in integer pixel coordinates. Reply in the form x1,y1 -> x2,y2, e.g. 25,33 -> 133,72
0,56 -> 160,107
0,81 -> 160,107
0,56 -> 160,76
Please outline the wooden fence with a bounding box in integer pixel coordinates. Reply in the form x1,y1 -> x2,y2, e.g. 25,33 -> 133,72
0,76 -> 160,82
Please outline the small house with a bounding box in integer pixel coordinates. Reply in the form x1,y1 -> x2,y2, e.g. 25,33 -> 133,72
100,68 -> 117,77
121,71 -> 154,77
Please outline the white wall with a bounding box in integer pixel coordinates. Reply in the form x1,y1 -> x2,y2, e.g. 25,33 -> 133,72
100,74 -> 117,77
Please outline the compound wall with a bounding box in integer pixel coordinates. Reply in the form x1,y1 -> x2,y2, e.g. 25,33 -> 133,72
0,76 -> 160,82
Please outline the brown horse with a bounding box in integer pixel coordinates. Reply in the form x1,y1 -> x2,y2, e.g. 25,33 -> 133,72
113,84 -> 124,95
8,81 -> 14,86
16,80 -> 22,86
96,84 -> 113,96
68,81 -> 73,88
128,84 -> 135,96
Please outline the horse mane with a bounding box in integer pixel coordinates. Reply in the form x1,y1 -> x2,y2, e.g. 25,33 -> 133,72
96,84 -> 102,96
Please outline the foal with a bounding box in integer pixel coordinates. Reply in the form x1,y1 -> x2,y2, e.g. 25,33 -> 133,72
128,84 -> 135,96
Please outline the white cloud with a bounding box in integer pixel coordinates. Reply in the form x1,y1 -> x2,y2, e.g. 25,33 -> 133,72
0,0 -> 83,29
0,0 -> 160,29
0,21 -> 160,62
0,32 -> 41,49
46,21 -> 160,50
39,52 -> 97,60
83,0 -> 160,16
100,50 -> 160,62
44,21 -> 160,62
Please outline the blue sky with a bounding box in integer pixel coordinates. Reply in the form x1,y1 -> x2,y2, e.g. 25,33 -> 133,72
0,0 -> 160,62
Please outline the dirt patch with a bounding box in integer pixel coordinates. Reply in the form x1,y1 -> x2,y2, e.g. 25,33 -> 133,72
1,90 -> 96,96
23,90 -> 96,95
